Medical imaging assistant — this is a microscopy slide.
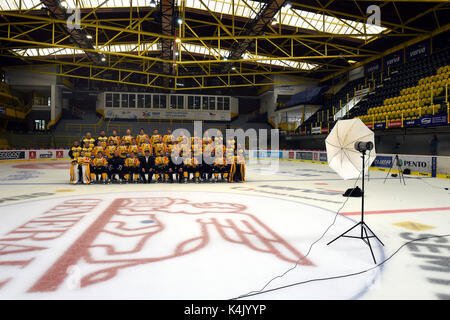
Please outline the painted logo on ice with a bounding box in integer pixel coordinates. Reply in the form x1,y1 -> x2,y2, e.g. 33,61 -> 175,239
0,192 -> 383,299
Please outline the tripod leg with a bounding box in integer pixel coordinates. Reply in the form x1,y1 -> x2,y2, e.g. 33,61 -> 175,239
383,164 -> 393,184
327,222 -> 362,245
397,164 -> 403,184
400,169 -> 406,186
362,222 -> 384,246
363,226 -> 377,264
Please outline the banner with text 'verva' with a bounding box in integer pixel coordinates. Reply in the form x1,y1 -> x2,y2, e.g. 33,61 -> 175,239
384,50 -> 403,69
406,40 -> 429,61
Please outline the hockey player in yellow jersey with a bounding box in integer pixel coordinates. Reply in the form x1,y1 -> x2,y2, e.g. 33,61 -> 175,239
70,150 -> 92,184
163,129 -> 174,145
92,140 -> 105,159
124,152 -> 140,183
229,149 -> 245,183
122,128 -> 134,145
92,151 -> 108,183
69,140 -> 82,160
154,152 -> 170,183
96,130 -> 108,148
117,141 -> 128,159
150,129 -> 162,145
104,140 -> 116,160
164,142 -> 174,155
190,156 -> 201,183
127,138 -> 140,156
212,153 -> 229,182
136,128 -> 149,146
82,132 -> 96,149
108,129 -> 121,146
154,141 -> 165,157
203,133 -> 212,146
140,137 -> 153,156
182,157 -> 193,183
81,141 -> 93,159
69,141 -> 82,184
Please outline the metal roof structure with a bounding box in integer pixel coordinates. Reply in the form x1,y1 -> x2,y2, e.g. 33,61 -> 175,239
0,0 -> 448,92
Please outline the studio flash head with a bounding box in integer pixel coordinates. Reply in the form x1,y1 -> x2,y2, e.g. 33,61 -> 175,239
354,141 -> 374,152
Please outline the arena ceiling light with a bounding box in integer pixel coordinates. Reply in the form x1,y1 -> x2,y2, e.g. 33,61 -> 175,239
241,52 -> 318,70
178,0 -> 387,39
0,0 -> 386,40
10,42 -> 160,57
10,41 -> 317,70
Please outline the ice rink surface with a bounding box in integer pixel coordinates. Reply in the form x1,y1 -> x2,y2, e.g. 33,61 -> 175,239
0,158 -> 449,300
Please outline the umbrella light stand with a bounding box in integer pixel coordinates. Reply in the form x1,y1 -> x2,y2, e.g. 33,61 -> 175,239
327,150 -> 384,264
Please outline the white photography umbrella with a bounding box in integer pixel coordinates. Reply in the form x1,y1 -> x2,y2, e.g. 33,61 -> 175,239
325,118 -> 376,180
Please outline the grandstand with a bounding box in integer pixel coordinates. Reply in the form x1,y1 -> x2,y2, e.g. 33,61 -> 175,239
0,0 -> 450,303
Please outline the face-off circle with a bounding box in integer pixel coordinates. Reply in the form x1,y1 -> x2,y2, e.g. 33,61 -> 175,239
0,191 -> 384,299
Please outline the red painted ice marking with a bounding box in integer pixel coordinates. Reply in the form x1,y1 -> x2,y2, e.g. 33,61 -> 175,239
13,163 -> 70,170
29,197 -> 313,292
0,278 -> 11,290
1,230 -> 68,242
0,243 -> 46,256
0,258 -> 34,268
0,199 -> 101,292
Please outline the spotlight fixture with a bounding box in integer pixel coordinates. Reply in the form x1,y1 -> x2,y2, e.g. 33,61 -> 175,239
149,0 -> 157,8
101,56 -> 106,62
231,66 -> 236,71
86,34 -> 93,39
175,38 -> 181,43
177,18 -> 183,25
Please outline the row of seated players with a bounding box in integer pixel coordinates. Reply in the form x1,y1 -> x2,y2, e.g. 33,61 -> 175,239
69,129 -> 245,184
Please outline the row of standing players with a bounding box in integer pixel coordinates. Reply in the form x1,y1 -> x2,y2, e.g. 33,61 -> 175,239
69,128 -> 245,184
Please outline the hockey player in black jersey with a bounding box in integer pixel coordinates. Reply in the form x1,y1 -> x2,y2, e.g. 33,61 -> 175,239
108,150 -> 125,183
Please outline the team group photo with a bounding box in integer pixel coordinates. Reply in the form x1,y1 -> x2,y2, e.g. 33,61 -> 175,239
69,128 -> 246,185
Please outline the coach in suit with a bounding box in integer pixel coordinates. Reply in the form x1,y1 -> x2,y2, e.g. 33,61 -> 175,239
139,149 -> 155,183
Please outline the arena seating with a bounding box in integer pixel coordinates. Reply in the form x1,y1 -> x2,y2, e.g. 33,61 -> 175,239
298,48 -> 450,134
359,65 -> 449,124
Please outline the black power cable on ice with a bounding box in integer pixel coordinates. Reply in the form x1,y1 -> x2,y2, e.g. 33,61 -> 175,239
233,233 -> 450,299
